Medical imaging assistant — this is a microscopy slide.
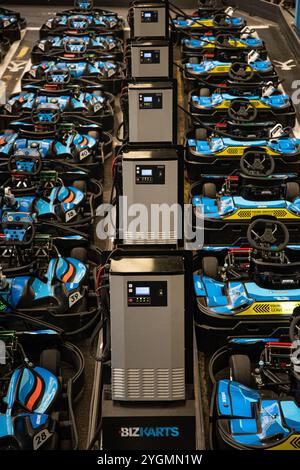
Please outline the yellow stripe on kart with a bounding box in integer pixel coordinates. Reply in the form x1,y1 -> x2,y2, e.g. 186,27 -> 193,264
267,434 -> 300,450
236,301 -> 300,316
224,208 -> 300,220
215,100 -> 270,110
217,147 -> 280,157
190,19 -> 214,27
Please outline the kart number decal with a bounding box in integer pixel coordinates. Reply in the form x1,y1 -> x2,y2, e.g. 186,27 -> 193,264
107,68 -> 115,78
33,429 -> 53,450
66,209 -> 77,222
46,20 -> 52,28
93,102 -> 102,113
80,149 -> 90,160
39,42 -> 45,52
30,68 -> 37,77
236,301 -> 300,316
69,290 -> 83,307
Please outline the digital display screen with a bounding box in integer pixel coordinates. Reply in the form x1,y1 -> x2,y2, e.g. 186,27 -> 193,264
143,52 -> 152,58
135,287 -> 150,295
143,96 -> 153,103
141,169 -> 152,176
144,12 -> 151,18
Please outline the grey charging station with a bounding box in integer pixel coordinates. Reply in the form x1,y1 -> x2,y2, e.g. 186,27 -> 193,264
117,147 -> 183,246
100,251 -> 197,450
127,80 -> 177,145
129,39 -> 172,78
110,256 -> 185,402
130,1 -> 169,39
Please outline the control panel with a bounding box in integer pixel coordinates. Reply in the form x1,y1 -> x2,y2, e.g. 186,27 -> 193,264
139,92 -> 163,109
141,10 -> 158,23
135,165 -> 165,184
127,281 -> 167,307
140,49 -> 160,64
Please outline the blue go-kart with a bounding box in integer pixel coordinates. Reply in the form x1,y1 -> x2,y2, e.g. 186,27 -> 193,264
209,313 -> 300,450
0,7 -> 26,42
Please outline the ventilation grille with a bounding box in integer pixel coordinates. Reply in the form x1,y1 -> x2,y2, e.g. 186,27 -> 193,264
112,368 -> 185,401
123,231 -> 178,245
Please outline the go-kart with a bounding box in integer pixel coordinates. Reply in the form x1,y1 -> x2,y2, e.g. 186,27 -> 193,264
172,7 -> 246,34
0,105 -> 112,179
32,33 -> 124,63
0,35 -> 10,63
0,328 -> 84,450
0,7 -> 26,42
183,53 -> 278,91
209,314 -> 300,449
0,83 -> 115,132
0,182 -> 98,235
193,0 -> 226,17
185,125 -> 300,179
0,233 -> 101,333
40,9 -> 124,39
182,29 -> 267,61
22,58 -> 125,95
194,219 -> 300,337
189,84 -> 296,129
191,153 -> 300,245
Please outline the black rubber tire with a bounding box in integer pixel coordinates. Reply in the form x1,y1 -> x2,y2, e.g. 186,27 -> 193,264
200,88 -> 210,97
286,182 -> 300,202
70,247 -> 88,263
229,354 -> 252,387
40,349 -> 61,375
203,183 -> 217,199
72,180 -> 87,193
195,128 -> 207,140
202,257 -> 219,279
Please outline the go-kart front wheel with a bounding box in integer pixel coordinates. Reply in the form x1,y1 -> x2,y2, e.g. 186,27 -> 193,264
229,354 -> 252,387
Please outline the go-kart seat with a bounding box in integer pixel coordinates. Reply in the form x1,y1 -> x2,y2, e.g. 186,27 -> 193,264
239,174 -> 286,201
252,258 -> 300,288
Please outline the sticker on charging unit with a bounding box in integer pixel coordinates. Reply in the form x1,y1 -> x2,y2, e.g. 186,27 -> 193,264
139,93 -> 163,109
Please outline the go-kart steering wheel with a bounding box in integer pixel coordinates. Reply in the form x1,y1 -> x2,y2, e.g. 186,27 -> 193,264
46,69 -> 71,85
8,151 -> 43,176
0,221 -> 35,246
240,151 -> 275,177
215,34 -> 238,49
228,99 -> 258,123
247,219 -> 289,252
31,104 -> 61,125
229,62 -> 254,82
75,0 -> 94,11
64,39 -> 87,54
67,15 -> 89,29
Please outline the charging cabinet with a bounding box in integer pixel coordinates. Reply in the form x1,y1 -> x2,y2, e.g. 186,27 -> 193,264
110,256 -> 185,402
127,80 -> 177,145
117,147 -> 183,246
131,1 -> 169,39
129,39 -> 172,78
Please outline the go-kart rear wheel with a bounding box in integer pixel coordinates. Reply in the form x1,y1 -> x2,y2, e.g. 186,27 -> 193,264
229,354 -> 252,387
199,88 -> 210,97
286,182 -> 300,202
203,183 -> 217,199
202,257 -> 219,279
70,247 -> 88,263
195,128 -> 207,140
72,180 -> 87,194
40,349 -> 61,376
